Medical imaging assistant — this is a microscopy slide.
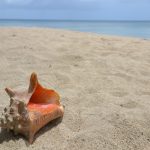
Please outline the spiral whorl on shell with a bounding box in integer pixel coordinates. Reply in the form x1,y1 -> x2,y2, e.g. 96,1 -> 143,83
0,98 -> 30,136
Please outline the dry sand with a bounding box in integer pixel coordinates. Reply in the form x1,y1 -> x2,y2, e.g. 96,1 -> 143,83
0,28 -> 150,150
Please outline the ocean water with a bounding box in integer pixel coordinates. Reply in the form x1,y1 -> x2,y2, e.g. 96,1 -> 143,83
0,19 -> 150,39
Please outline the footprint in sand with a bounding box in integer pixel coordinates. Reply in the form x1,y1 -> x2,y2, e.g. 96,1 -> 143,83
135,91 -> 150,96
101,52 -> 112,57
120,101 -> 138,109
113,73 -> 132,82
111,91 -> 128,97
62,54 -> 84,62
111,88 -> 128,98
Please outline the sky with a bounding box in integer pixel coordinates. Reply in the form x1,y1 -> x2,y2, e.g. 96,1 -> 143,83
0,0 -> 149,20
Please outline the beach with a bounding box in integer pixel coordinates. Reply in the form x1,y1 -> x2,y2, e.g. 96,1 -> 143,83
0,28 -> 150,150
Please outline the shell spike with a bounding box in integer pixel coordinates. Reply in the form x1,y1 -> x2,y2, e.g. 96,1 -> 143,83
28,72 -> 38,93
5,88 -> 15,98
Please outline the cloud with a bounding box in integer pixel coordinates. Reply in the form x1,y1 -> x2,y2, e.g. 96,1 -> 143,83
0,0 -> 150,12
0,0 -> 102,10
3,0 -> 33,5
79,0 -> 97,2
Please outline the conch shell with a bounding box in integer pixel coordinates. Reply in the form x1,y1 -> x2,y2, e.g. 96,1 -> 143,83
0,73 -> 64,143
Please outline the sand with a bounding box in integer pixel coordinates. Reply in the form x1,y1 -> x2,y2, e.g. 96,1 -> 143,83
0,28 -> 150,150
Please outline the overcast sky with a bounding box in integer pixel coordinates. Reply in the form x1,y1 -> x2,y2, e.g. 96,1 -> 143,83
0,0 -> 149,20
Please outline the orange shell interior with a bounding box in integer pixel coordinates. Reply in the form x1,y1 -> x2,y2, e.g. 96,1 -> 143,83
29,82 -> 60,104
27,103 -> 59,115
27,82 -> 60,114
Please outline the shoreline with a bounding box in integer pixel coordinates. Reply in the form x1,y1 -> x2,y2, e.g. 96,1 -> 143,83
0,27 -> 149,40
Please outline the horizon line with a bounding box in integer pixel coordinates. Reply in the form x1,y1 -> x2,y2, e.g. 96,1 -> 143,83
0,19 -> 150,22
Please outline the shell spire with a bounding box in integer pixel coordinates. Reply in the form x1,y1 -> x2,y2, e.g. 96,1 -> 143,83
0,73 -> 64,143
